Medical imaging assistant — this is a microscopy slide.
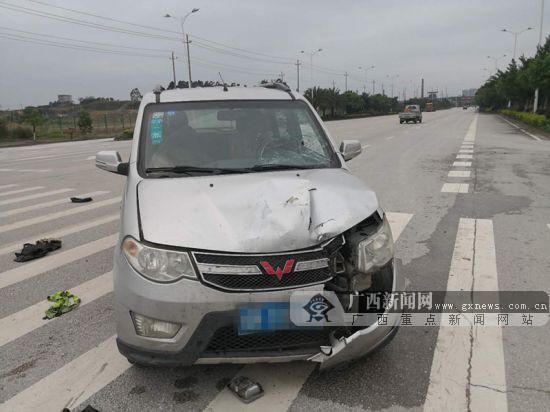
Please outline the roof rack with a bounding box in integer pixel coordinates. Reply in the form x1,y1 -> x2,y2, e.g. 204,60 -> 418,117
260,81 -> 295,100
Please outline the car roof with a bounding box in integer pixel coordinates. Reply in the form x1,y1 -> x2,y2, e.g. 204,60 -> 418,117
142,86 -> 302,104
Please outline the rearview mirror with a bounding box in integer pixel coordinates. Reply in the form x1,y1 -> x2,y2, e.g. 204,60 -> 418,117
95,151 -> 128,175
339,140 -> 362,161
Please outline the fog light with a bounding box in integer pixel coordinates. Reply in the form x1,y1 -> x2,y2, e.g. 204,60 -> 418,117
131,312 -> 181,339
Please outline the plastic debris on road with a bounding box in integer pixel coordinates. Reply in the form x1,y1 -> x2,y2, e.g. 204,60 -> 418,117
14,238 -> 62,262
43,290 -> 81,319
70,196 -> 93,203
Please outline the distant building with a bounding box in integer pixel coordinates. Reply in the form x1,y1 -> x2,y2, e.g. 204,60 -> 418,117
57,94 -> 73,103
462,88 -> 477,97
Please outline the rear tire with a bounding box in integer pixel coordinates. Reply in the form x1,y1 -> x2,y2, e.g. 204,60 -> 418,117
418,118 -> 422,123
399,120 -> 404,124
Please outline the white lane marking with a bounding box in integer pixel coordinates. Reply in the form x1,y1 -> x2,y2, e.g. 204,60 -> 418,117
361,144 -> 371,149
448,171 -> 471,178
1,151 -> 97,164
548,224 -> 550,231
463,113 -> 477,142
0,196 -> 121,233
424,218 -> 475,411
0,272 -> 113,348
470,219 -> 507,410
456,154 -> 473,159
386,136 -> 394,140
424,219 -> 507,411
0,233 -> 118,290
0,214 -> 119,256
453,161 -> 472,167
0,191 -> 109,218
0,186 -> 44,197
459,149 -> 474,153
86,155 -> 96,160
0,335 -> 130,412
386,212 -> 413,240
0,184 -> 18,190
204,213 -> 413,412
0,188 -> 74,207
441,183 -> 469,193
499,116 -> 542,141
0,169 -> 51,173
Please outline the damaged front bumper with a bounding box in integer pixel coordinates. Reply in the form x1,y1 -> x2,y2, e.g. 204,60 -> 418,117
115,242 -> 402,368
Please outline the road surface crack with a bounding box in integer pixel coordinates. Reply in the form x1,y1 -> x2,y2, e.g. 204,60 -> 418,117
465,220 -> 477,412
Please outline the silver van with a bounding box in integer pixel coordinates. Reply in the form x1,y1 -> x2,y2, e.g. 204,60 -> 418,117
95,83 -> 401,369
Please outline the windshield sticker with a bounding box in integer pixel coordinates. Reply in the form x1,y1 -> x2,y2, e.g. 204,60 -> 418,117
150,112 -> 164,145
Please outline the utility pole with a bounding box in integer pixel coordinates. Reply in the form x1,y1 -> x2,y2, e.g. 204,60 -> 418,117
185,34 -> 193,87
534,0 -> 545,113
295,60 -> 301,92
332,80 -> 336,89
170,52 -> 177,87
279,71 -> 285,82
372,80 -> 375,94
165,8 -> 199,89
421,78 -> 424,98
344,72 -> 349,92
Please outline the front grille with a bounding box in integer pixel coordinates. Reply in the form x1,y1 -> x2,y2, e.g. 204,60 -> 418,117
204,326 -> 332,354
193,236 -> 344,292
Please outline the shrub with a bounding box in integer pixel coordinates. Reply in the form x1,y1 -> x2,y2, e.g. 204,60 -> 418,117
0,118 -> 8,139
501,109 -> 549,128
11,126 -> 33,139
77,111 -> 93,134
115,128 -> 133,140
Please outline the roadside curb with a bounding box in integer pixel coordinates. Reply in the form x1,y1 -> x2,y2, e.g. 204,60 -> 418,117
498,115 -> 546,141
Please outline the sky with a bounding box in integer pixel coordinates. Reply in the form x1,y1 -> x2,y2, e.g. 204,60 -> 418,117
0,0 -> 548,109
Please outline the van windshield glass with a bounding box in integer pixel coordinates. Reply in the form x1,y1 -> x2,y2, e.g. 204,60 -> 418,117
139,100 -> 339,176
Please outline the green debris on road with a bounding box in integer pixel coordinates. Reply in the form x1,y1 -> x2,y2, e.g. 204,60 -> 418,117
43,290 -> 81,319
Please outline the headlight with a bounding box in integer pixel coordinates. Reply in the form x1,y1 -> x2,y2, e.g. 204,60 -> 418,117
353,215 -> 394,273
122,236 -> 196,282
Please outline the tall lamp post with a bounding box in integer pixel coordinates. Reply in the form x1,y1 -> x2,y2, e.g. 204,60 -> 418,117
301,48 -> 323,89
501,27 -> 533,60
165,8 -> 199,88
386,74 -> 399,98
358,65 -> 375,93
534,0 -> 545,113
486,54 -> 507,74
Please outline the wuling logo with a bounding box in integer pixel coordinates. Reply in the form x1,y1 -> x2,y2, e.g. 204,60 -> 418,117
260,259 -> 295,281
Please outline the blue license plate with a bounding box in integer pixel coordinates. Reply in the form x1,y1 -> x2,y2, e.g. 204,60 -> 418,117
238,302 -> 291,335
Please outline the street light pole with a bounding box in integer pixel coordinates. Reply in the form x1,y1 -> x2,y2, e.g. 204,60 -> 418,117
386,74 -> 399,98
358,65 -> 375,93
486,54 -> 507,73
165,8 -> 199,88
501,27 -> 533,60
301,48 -> 322,89
295,60 -> 301,92
534,0 -> 545,113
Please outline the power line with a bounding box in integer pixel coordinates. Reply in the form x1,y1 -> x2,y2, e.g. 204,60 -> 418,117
0,1 -> 181,41
23,0 -> 182,35
0,33 -> 170,58
0,26 -> 173,52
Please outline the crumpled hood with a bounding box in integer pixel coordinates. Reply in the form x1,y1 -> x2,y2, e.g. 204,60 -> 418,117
137,168 -> 378,253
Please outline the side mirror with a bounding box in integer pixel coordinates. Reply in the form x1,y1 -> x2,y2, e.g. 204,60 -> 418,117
95,151 -> 128,175
339,140 -> 362,161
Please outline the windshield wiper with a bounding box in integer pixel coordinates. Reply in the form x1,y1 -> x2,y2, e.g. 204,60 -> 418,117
247,164 -> 321,172
145,166 -> 251,175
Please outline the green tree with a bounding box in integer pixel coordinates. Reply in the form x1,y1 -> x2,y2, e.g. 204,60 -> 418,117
21,107 -> 45,141
77,111 -> 93,134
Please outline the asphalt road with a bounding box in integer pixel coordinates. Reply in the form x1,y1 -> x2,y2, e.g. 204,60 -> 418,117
0,108 -> 549,411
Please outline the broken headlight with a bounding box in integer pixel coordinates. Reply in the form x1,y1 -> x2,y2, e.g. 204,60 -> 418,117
353,214 -> 394,273
122,236 -> 196,282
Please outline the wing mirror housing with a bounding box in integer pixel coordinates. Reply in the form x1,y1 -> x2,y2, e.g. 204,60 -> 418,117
339,140 -> 362,161
95,151 -> 128,175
